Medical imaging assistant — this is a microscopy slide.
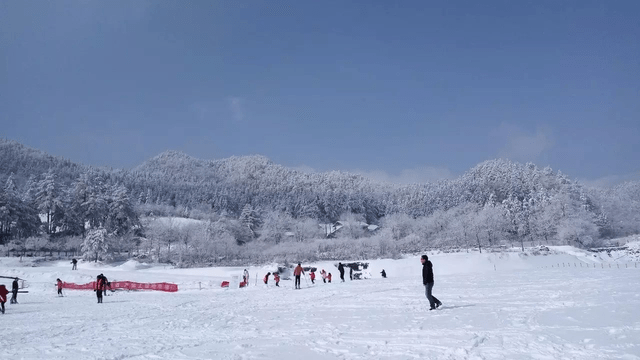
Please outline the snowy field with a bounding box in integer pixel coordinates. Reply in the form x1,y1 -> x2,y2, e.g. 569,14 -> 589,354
1,247 -> 639,360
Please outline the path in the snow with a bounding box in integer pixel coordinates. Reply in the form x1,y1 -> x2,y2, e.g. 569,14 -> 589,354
2,266 -> 639,359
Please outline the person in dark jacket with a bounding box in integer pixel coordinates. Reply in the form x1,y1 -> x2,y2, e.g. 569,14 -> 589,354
338,263 -> 345,282
349,266 -> 353,280
10,278 -> 19,304
71,258 -> 78,270
421,255 -> 442,310
381,269 -> 387,278
100,274 -> 109,296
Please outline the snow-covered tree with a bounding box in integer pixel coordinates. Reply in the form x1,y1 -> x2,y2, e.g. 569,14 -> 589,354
82,228 -> 109,262
35,170 -> 64,234
239,204 -> 261,239
107,184 -> 139,236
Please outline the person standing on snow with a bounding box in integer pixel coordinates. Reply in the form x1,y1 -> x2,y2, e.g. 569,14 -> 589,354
381,269 -> 387,278
0,284 -> 8,314
349,266 -> 353,280
99,274 -> 109,296
338,263 -> 345,282
263,272 -> 271,285
293,263 -> 305,289
310,271 -> 316,284
56,279 -> 63,297
71,258 -> 78,270
10,278 -> 19,304
94,275 -> 105,303
320,269 -> 327,283
273,273 -> 280,287
421,255 -> 442,310
327,273 -> 332,283
243,269 -> 250,287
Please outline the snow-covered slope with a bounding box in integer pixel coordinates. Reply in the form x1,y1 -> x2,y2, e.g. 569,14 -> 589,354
1,247 -> 639,359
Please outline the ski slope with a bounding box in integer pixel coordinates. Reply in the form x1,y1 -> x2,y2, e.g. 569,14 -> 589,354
1,247 -> 639,360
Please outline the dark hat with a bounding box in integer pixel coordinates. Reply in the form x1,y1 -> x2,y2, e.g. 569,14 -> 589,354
421,255 -> 428,260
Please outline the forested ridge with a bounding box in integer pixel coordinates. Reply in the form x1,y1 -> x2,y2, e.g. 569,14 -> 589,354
1,138 -> 638,265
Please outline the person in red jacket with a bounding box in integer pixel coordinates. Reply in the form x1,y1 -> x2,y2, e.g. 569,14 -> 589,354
327,273 -> 332,283
310,271 -> 316,284
263,272 -> 271,285
56,278 -> 63,297
293,263 -> 305,289
273,273 -> 280,287
0,284 -> 8,314
94,275 -> 105,303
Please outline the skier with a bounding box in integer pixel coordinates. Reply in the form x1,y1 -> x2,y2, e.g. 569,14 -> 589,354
94,275 -> 105,303
263,272 -> 271,285
327,273 -> 332,283
56,278 -> 63,297
0,284 -> 8,314
320,269 -> 327,283
293,263 -> 304,289
381,269 -> 387,278
71,258 -> 78,270
421,255 -> 442,310
243,269 -> 249,287
338,263 -> 345,282
310,271 -> 316,284
349,266 -> 353,280
273,273 -> 280,287
10,278 -> 18,304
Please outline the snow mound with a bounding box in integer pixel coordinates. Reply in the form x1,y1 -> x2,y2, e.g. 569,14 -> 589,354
115,260 -> 153,271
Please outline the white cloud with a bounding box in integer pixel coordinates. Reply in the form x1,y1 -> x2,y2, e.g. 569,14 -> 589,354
493,123 -> 553,162
291,165 -> 316,174
578,172 -> 640,188
353,166 -> 455,184
290,164 -> 454,184
228,97 -> 243,122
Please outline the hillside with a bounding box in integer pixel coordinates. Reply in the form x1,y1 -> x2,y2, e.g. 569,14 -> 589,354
1,138 -> 640,265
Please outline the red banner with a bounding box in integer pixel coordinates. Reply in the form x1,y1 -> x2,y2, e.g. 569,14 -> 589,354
62,281 -> 178,292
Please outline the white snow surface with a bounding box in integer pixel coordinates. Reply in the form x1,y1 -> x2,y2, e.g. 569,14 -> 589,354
1,248 -> 639,359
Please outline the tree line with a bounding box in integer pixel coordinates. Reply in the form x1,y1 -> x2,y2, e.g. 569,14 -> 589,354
1,139 -> 638,265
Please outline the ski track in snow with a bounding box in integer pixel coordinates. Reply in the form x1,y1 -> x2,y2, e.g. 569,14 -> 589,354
1,259 -> 640,359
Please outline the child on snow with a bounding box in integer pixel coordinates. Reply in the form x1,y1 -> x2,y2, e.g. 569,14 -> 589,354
263,272 -> 271,285
320,269 -> 327,283
273,273 -> 280,287
310,271 -> 316,284
56,279 -> 63,296
327,273 -> 332,283
0,284 -> 8,314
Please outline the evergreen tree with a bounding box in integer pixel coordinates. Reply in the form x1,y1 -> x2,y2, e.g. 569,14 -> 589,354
239,204 -> 262,238
35,170 -> 64,234
82,228 -> 109,262
107,184 -> 139,236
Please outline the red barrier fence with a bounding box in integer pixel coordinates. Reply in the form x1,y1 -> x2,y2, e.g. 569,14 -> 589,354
62,281 -> 178,292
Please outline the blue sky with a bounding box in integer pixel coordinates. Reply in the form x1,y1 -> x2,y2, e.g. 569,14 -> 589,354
1,1 -> 638,185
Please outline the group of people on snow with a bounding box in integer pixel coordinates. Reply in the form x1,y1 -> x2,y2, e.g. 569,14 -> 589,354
4,254 -> 441,312
256,255 -> 441,310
